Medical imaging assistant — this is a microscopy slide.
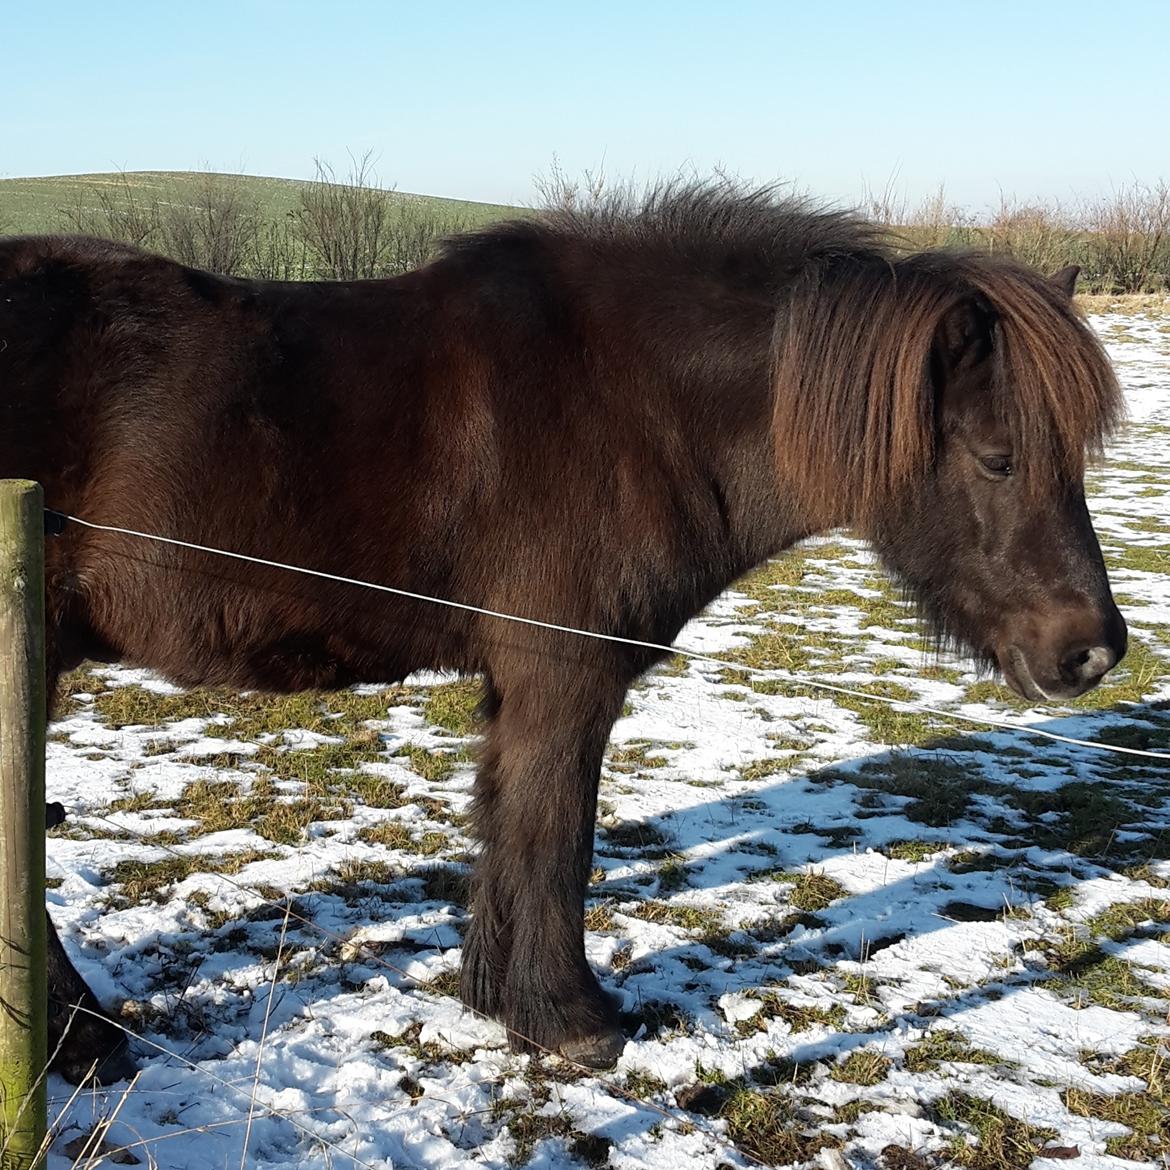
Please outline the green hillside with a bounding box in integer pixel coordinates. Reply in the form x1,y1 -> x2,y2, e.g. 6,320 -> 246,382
0,170 -> 515,236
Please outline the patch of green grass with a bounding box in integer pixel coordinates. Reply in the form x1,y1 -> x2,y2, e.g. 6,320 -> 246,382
717,1086 -> 841,1165
622,900 -> 724,934
652,654 -> 690,678
656,857 -> 689,893
622,1071 -> 668,1100
1109,544 -> 1170,575
933,1092 -> 1058,1170
1085,896 -> 1170,940
395,744 -> 460,782
885,839 -> 945,862
600,820 -> 673,856
836,682 -> 938,745
851,753 -> 992,826
737,756 -> 793,783
1006,782 -> 1136,856
738,992 -> 846,1036
1119,861 -> 1170,888
254,737 -> 384,785
355,819 -> 446,856
492,1095 -> 573,1167
256,794 -> 344,844
108,789 -> 164,813
109,849 -> 277,904
727,630 -> 816,673
418,865 -> 469,907
94,685 -> 222,727
422,679 -> 482,736
606,743 -> 669,773
786,870 -> 847,911
92,681 -> 410,738
734,548 -> 850,602
902,1029 -> 1004,1073
583,903 -> 617,932
176,771 -> 347,845
0,169 -> 511,238
1054,953 -> 1168,1012
1043,886 -> 1076,912
621,999 -> 693,1040
831,1100 -> 884,1125
329,859 -> 398,886
344,772 -> 408,808
1064,1078 -> 1169,1161
830,1049 -> 892,1085
175,777 -> 269,833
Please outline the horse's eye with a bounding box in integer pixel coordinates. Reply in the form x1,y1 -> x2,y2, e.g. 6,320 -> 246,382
980,454 -> 1013,477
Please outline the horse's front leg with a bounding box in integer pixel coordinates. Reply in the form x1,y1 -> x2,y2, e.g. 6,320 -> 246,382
460,661 -> 627,1067
46,913 -> 135,1082
43,657 -> 134,1082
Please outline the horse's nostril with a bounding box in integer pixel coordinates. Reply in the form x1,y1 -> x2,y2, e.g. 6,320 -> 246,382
1059,644 -> 1117,687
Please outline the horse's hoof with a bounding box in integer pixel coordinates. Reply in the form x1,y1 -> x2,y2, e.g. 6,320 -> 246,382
52,1016 -> 135,1085
56,1039 -> 136,1085
559,1028 -> 626,1069
93,1044 -> 138,1084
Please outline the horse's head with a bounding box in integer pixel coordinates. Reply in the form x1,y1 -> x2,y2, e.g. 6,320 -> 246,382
774,255 -> 1126,701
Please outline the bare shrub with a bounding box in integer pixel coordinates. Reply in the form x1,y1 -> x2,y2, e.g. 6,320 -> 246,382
903,185 -> 976,250
533,154 -> 610,213
248,213 -> 311,281
379,197 -> 469,274
57,171 -> 161,247
861,176 -> 911,229
158,171 -> 265,275
296,153 -> 465,278
297,153 -> 397,279
982,195 -> 1083,275
1080,181 -> 1170,293
863,182 -> 975,251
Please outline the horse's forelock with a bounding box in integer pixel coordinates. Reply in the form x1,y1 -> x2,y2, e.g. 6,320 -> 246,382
964,262 -> 1123,485
770,256 -> 958,527
770,253 -> 1122,527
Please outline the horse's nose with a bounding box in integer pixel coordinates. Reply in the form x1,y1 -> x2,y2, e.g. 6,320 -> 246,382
1058,643 -> 1119,691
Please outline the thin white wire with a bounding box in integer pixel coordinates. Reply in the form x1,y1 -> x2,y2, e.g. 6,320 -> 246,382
62,513 -> 1170,761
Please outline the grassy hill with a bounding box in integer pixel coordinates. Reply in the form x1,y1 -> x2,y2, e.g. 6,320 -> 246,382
0,170 -> 515,236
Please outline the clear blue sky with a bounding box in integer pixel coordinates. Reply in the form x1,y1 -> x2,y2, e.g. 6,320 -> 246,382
3,0 -> 1166,210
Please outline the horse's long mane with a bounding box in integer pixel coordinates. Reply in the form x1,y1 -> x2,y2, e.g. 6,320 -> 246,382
771,250 -> 1123,523
446,182 -> 1122,526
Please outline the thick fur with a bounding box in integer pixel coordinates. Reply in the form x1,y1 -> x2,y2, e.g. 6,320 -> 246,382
0,183 -> 1124,1073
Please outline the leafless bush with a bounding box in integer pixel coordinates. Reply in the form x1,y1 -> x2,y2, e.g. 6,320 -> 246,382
296,153 -> 465,278
58,171 -> 161,247
297,153 -> 397,279
247,213 -> 311,281
381,197 -> 469,273
533,154 -> 611,213
157,171 -> 266,275
863,182 -> 976,252
981,195 -> 1083,275
1080,180 -> 1170,293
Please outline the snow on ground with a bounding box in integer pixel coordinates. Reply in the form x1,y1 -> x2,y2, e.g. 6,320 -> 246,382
37,307 -> 1170,1169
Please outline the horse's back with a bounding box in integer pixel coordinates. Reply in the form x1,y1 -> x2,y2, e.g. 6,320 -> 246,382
0,237 -> 527,691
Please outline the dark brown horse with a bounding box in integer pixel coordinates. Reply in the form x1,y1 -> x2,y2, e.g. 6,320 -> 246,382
0,185 -> 1126,1081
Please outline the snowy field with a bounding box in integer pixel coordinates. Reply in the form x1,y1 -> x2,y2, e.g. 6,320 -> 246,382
39,307 -> 1170,1169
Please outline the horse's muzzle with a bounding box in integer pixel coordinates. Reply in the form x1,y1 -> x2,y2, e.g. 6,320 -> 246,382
997,608 -> 1127,702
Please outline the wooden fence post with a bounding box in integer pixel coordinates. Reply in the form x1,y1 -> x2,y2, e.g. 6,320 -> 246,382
0,480 -> 48,1167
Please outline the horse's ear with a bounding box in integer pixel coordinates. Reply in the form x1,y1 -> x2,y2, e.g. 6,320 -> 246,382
932,296 -> 995,380
1049,265 -> 1080,298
